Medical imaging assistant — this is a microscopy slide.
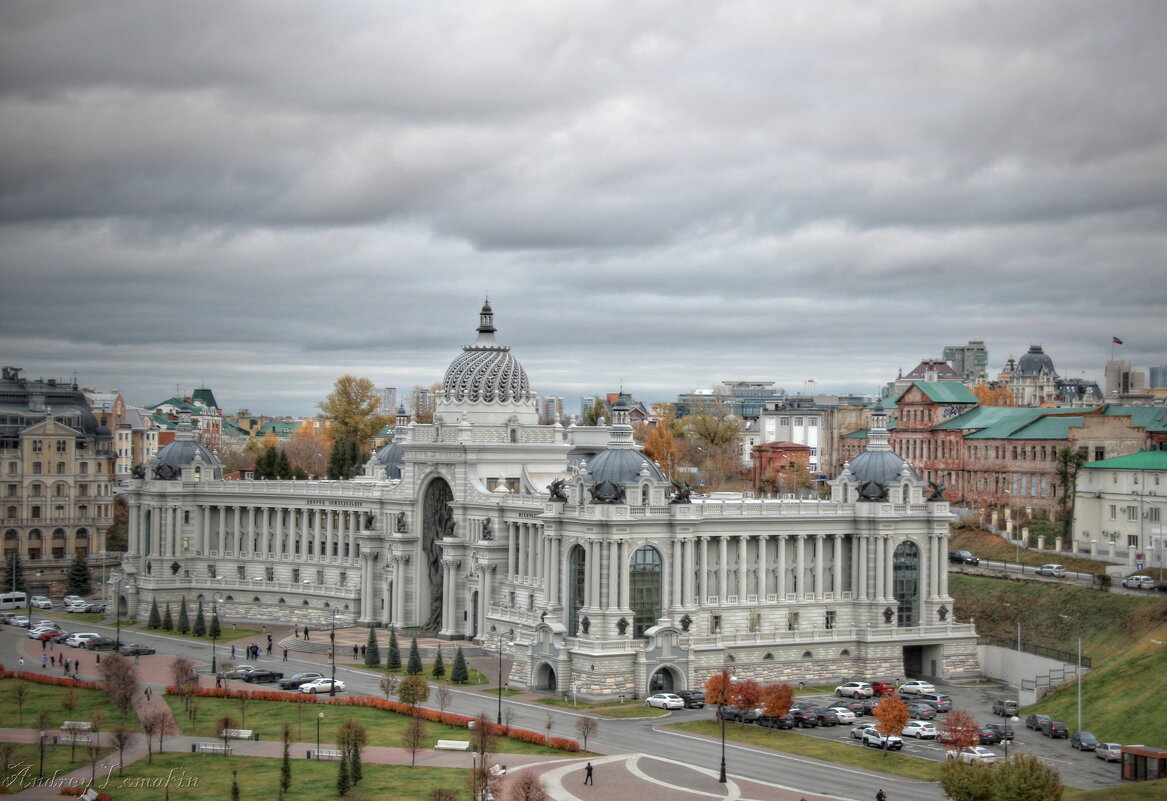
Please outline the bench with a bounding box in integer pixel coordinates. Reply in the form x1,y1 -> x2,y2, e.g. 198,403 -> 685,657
80,790 -> 100,801
218,729 -> 253,740
315,748 -> 344,760
61,721 -> 92,732
196,742 -> 233,754
435,739 -> 470,751
59,734 -> 92,746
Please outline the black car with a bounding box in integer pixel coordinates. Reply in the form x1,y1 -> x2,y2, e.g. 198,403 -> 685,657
1042,720 -> 1069,739
977,726 -> 1002,745
790,708 -> 820,728
985,723 -> 1014,742
277,672 -> 324,690
676,690 -> 706,709
812,708 -> 840,726
1026,713 -> 1051,730
118,643 -> 156,656
242,668 -> 285,684
760,713 -> 795,729
948,550 -> 980,565
85,636 -> 118,651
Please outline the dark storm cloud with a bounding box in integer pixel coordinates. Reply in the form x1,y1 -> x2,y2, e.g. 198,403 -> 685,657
1,1 -> 1165,415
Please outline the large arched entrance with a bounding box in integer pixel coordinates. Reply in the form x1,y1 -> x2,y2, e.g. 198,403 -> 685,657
421,478 -> 454,631
533,661 -> 558,691
629,545 -> 663,637
649,665 -> 681,693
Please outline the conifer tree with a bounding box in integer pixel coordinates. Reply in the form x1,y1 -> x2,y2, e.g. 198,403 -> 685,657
280,724 -> 292,798
451,647 -> 469,684
432,647 -> 445,679
336,753 -> 350,796
210,611 -> 221,640
147,599 -> 161,629
177,596 -> 190,634
162,602 -> 173,631
276,449 -> 292,479
5,553 -> 28,593
387,629 -> 401,671
65,553 -> 92,596
407,636 -> 423,675
364,627 -> 381,667
193,598 -> 207,637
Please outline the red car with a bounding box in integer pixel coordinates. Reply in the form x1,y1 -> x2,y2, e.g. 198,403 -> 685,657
869,681 -> 895,696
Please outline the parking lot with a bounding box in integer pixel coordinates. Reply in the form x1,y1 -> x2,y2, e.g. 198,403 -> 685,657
717,681 -> 1123,791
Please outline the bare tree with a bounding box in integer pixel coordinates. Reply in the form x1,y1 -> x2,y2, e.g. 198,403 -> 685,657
471,712 -> 496,765
140,708 -> 176,764
61,687 -> 80,760
435,684 -> 451,718
98,654 -> 139,720
575,716 -> 598,751
429,790 -> 457,801
170,656 -> 199,711
111,724 -> 135,776
508,772 -> 549,801
218,715 -> 239,755
545,713 -> 554,745
379,674 -> 400,701
84,742 -> 101,786
403,713 -> 426,767
503,707 -> 518,735
0,743 -> 16,789
237,695 -> 250,729
12,683 -> 29,725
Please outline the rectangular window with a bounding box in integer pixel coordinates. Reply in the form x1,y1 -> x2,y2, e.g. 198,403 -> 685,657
1095,448 -> 1105,462
316,570 -> 324,584
1127,534 -> 1138,547
748,611 -> 760,632
182,536 -> 190,551
710,614 -> 721,634
794,417 -> 803,426
33,462 -> 42,475
183,510 -> 190,524
825,610 -> 837,630
266,567 -> 275,581
1150,508 -> 1161,523
32,440 -> 43,452
56,440 -> 67,453
1108,505 -> 1117,520
1126,506 -> 1138,522
292,568 -> 300,583
208,564 -> 217,578
339,571 -> 347,587
237,565 -> 246,579
787,611 -> 799,631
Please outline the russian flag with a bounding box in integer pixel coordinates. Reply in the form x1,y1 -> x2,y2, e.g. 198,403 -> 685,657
1113,337 -> 1124,345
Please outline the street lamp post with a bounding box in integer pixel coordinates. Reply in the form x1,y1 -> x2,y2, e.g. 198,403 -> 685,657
717,665 -> 733,783
112,575 -> 124,648
496,636 -> 506,725
1059,614 -> 1083,731
316,711 -> 323,758
211,592 -> 222,675
330,609 -> 338,697
1004,715 -> 1020,760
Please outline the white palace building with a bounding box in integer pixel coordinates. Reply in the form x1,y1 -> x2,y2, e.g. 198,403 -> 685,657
121,303 -> 978,699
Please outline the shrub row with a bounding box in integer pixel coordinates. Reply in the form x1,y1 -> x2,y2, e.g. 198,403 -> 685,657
2,667 -> 102,691
164,685 -> 579,751
62,788 -> 111,801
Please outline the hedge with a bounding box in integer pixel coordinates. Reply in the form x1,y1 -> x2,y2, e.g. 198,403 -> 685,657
163,684 -> 579,752
1,667 -> 102,691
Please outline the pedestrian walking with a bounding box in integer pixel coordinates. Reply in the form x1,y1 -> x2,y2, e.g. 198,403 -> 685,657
231,645 -> 236,659
876,789 -> 887,801
266,643 -> 272,655
96,652 -> 101,665
42,654 -> 47,668
18,656 -> 24,669
40,639 -> 46,651
216,676 -> 222,688
304,627 -> 310,641
584,762 -> 594,785
282,649 -> 288,662
360,645 -> 366,658
50,655 -> 56,667
64,657 -> 71,674
144,687 -> 152,701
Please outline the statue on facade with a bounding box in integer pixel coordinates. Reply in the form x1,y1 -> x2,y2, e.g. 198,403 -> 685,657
364,513 -> 376,530
679,614 -> 692,633
617,617 -> 629,635
928,480 -> 946,501
547,478 -> 568,502
859,480 -> 887,501
482,518 -> 493,540
937,605 -> 949,621
395,511 -> 407,533
883,606 -> 895,624
670,481 -> 692,504
580,616 -> 591,634
131,463 -> 146,479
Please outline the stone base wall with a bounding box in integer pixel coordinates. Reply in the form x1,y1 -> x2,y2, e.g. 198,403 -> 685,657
131,593 -> 359,631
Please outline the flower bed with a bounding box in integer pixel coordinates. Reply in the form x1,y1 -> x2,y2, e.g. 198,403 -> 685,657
1,667 -> 102,691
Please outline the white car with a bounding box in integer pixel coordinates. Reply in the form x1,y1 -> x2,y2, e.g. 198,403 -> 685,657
645,693 -> 685,709
9,615 -> 31,627
30,596 -> 52,610
63,595 -> 84,606
1036,564 -> 1065,578
27,625 -> 61,639
65,601 -> 90,613
299,678 -> 345,694
903,720 -> 938,739
1121,575 -> 1155,590
947,746 -> 998,765
828,707 -> 857,723
64,632 -> 100,647
899,680 -> 935,695
835,682 -> 874,698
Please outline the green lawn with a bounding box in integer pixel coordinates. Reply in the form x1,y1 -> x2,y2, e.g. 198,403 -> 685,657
0,743 -> 116,793
591,705 -> 669,719
68,752 -> 477,801
667,721 -> 941,782
358,662 -> 490,687
0,678 -> 140,731
1064,782 -> 1167,801
163,695 -> 566,755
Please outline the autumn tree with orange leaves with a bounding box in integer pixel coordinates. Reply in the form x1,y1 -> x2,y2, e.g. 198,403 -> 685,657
873,695 -> 910,754
939,708 -> 981,755
760,683 -> 794,732
704,670 -> 733,720
730,678 -> 762,725
972,382 -> 1015,407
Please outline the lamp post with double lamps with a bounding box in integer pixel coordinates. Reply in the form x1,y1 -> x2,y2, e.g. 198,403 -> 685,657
716,665 -> 734,783
211,592 -> 223,675
330,609 -> 338,697
496,635 -> 509,725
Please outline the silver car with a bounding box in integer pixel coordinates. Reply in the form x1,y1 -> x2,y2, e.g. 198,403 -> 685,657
1096,743 -> 1122,762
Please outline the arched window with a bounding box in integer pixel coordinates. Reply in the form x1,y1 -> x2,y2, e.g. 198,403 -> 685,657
893,541 -> 921,627
802,650 -> 813,659
629,545 -> 663,638
52,528 -> 66,540
29,528 -> 43,540
3,529 -> 17,541
568,544 -> 586,636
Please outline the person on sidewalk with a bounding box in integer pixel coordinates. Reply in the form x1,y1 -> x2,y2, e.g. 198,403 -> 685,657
584,762 -> 593,785
18,656 -> 24,669
282,649 -> 288,661
876,789 -> 887,801
42,654 -> 47,669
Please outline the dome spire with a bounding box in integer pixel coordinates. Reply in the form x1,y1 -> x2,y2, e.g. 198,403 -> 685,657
477,299 -> 497,338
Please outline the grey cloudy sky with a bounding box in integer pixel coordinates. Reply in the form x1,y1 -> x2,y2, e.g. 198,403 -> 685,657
2,1 -> 1164,416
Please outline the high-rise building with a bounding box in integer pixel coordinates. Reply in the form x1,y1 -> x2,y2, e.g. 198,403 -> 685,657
942,340 -> 988,382
377,387 -> 397,416
721,381 -> 779,419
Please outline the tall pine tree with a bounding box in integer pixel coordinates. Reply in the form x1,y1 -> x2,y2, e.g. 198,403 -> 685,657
65,553 -> 92,596
210,610 -> 221,640
193,598 -> 207,637
406,637 -> 423,675
162,602 -> 173,631
364,627 -> 381,667
451,647 -> 469,684
147,598 -> 162,629
5,553 -> 28,593
176,596 -> 190,634
432,647 -> 445,679
387,629 -> 401,670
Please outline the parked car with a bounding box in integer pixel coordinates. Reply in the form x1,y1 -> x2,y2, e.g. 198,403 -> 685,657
812,708 -> 840,726
907,703 -> 937,721
9,615 -> 31,628
1041,720 -> 1069,739
902,720 -> 938,739
862,727 -> 904,750
299,678 -> 345,694
790,708 -> 821,728
828,707 -> 857,724
760,712 -> 795,729
645,693 -> 685,710
1096,743 -> 1123,762
1025,713 -> 1051,730
85,603 -> 108,614
676,690 -> 706,709
917,693 -> 953,712
277,672 -> 324,690
1036,564 -> 1065,577
860,698 -> 883,716
27,625 -> 62,639
977,727 -> 1002,745
835,681 -> 874,698
218,665 -> 257,680
724,706 -> 765,724
118,643 -> 156,656
64,633 -> 100,647
834,699 -> 868,716
1120,575 -> 1155,590
85,636 -> 118,651
868,680 -> 896,696
30,596 -> 53,610
992,699 -> 1019,717
948,550 -> 980,565
899,680 -> 935,695
63,595 -> 84,607
64,601 -> 89,613
984,723 -> 1014,742
947,746 -> 998,765
242,668 -> 285,684
1070,731 -> 1099,751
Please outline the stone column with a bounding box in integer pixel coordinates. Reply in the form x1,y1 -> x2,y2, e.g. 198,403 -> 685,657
683,538 -> 695,606
873,535 -> 884,600
672,539 -> 683,611
758,535 -> 768,598
521,524 -> 530,578
858,535 -> 869,600
590,540 -> 602,609
939,531 -> 950,597
796,534 -> 807,597
699,537 -> 709,604
608,540 -> 619,611
618,540 -> 630,610
232,506 -> 241,554
777,535 -> 787,597
833,533 -> 843,596
814,534 -> 825,600
737,536 -> 748,599
885,537 -> 895,602
482,563 -> 494,637
718,536 -> 728,603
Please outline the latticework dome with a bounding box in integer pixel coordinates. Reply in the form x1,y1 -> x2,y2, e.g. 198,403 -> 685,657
441,301 -> 532,404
